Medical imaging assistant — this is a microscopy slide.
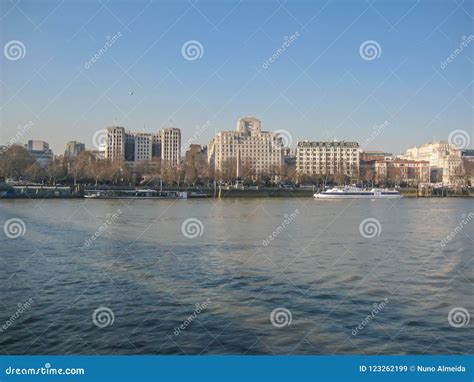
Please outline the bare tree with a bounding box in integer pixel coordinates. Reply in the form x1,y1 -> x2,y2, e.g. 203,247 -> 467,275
69,151 -> 94,185
220,158 -> 237,183
0,145 -> 35,180
48,157 -> 67,185
25,162 -> 47,183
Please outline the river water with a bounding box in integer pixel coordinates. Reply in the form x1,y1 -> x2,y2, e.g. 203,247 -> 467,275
0,198 -> 472,354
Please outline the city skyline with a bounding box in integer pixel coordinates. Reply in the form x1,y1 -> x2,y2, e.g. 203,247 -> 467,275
4,118 -> 472,158
1,0 -> 473,155
4,115 -> 471,188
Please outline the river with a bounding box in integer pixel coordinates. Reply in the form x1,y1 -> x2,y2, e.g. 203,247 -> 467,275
0,198 -> 472,354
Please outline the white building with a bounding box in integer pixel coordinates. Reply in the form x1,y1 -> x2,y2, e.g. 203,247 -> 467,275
399,141 -> 462,184
105,126 -> 126,162
25,140 -> 53,167
296,141 -> 360,177
207,117 -> 283,177
160,128 -> 181,164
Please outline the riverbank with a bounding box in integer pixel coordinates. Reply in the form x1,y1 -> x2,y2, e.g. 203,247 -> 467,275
217,188 -> 473,198
1,184 -> 472,199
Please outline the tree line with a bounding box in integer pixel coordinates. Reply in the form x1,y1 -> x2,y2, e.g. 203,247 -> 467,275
0,145 -> 294,187
1,145 -> 472,187
0,146 -> 209,186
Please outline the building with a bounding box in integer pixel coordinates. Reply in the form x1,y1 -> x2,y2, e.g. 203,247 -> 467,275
207,117 -> 283,179
152,133 -> 161,159
461,149 -> 474,160
160,128 -> 181,164
105,126 -> 126,162
460,150 -> 474,186
359,151 -> 393,183
25,140 -> 53,167
105,126 -> 180,164
134,133 -> 152,162
399,141 -> 462,184
185,144 -> 207,162
124,133 -> 135,162
236,116 -> 261,133
91,149 -> 105,160
375,159 -> 430,185
296,140 -> 360,178
283,148 -> 296,167
184,144 -> 208,181
64,141 -> 85,160
359,150 -> 393,161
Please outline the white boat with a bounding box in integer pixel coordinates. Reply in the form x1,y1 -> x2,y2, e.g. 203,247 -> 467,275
313,186 -> 402,199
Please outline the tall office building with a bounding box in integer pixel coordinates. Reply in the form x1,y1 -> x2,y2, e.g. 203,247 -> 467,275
296,141 -> 360,177
105,126 -> 181,163
105,126 -> 126,162
160,128 -> 181,164
207,117 -> 283,177
64,141 -> 85,160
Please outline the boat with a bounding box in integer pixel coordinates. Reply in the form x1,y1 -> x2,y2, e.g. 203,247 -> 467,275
84,189 -> 187,199
313,186 -> 402,199
188,191 -> 212,198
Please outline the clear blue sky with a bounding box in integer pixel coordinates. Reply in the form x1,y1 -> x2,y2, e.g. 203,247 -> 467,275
1,0 -> 473,154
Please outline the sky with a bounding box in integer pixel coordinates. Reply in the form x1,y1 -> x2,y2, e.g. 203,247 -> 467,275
1,0 -> 473,155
